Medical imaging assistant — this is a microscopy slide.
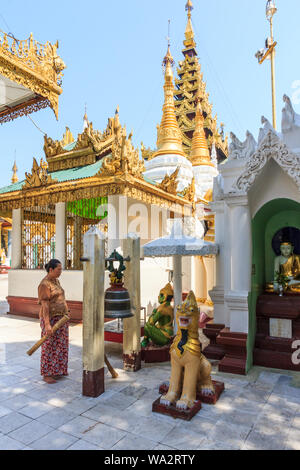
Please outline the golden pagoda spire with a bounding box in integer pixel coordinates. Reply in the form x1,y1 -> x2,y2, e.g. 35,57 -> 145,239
190,94 -> 212,166
154,45 -> 186,158
184,0 -> 196,50
12,160 -> 18,184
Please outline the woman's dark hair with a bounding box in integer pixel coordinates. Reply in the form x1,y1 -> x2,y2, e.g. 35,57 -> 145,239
45,259 -> 62,273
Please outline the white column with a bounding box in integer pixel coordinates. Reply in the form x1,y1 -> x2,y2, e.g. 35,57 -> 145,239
230,202 -> 252,292
55,203 -> 66,269
11,209 -> 22,269
107,196 -> 128,254
225,195 -> 252,333
209,201 -> 229,325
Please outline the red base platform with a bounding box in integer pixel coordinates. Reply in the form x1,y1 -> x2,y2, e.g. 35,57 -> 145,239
152,398 -> 202,421
158,380 -> 225,405
141,342 -> 171,363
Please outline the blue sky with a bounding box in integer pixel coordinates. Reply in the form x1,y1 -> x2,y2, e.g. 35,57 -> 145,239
0,0 -> 299,188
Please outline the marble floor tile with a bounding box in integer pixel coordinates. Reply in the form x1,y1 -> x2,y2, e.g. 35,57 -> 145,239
37,408 -> 78,428
19,400 -> 57,419
59,415 -> 99,438
244,429 -> 287,450
0,411 -> 32,434
30,430 -> 78,450
79,422 -> 126,449
66,439 -> 104,450
208,419 -> 252,447
8,420 -> 54,446
0,404 -> 12,418
0,434 -> 24,450
111,434 -> 156,450
161,427 -> 205,450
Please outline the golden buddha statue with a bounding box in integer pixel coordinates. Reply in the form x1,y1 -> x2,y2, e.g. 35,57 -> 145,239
270,242 -> 300,293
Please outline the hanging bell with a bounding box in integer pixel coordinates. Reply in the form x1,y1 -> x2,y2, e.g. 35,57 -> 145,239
104,250 -> 133,319
104,282 -> 133,319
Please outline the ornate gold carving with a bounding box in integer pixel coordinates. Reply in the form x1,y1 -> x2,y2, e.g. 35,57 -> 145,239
22,158 -> 58,190
0,31 -> 65,120
44,110 -> 123,171
141,142 -> 155,161
179,177 -> 196,203
98,128 -> 145,179
158,167 -> 179,195
60,127 -> 75,147
43,135 -> 65,159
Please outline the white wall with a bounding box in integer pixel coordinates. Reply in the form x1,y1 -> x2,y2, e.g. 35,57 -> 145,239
249,159 -> 300,217
8,270 -> 84,301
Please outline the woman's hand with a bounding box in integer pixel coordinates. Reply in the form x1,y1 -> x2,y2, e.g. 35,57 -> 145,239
45,323 -> 53,337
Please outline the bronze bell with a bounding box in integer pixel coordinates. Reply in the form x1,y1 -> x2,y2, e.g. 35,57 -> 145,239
104,250 -> 133,320
104,282 -> 133,319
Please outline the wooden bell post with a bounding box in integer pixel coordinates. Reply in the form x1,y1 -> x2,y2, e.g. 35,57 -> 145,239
82,227 -> 106,397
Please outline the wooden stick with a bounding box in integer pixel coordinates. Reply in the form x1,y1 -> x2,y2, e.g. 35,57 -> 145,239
26,315 -> 70,357
105,354 -> 119,379
27,315 -> 119,379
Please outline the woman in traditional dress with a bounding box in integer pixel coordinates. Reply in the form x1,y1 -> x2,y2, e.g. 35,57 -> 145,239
38,259 -> 69,384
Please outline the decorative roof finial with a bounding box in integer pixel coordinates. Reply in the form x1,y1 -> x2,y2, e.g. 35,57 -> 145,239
12,159 -> 18,184
163,20 -> 174,69
184,0 -> 196,49
83,103 -> 89,130
186,0 -> 194,18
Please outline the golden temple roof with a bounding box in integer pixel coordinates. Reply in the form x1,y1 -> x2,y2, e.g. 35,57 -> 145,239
0,30 -> 65,123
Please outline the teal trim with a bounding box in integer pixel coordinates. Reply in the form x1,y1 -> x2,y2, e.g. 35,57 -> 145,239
63,141 -> 77,151
248,198 -> 300,372
0,159 -> 106,195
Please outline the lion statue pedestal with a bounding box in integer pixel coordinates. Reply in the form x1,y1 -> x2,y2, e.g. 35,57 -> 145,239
152,291 -> 224,421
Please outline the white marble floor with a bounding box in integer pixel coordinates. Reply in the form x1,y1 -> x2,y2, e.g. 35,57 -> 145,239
0,276 -> 299,450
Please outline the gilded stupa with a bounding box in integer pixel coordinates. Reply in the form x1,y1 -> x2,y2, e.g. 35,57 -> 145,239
143,45 -> 193,192
190,92 -> 218,200
174,1 -> 228,161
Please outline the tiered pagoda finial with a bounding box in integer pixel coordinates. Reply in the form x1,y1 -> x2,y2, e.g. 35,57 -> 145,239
184,0 -> 196,53
190,95 -> 211,167
174,1 -> 228,161
153,45 -> 186,158
11,160 -> 18,184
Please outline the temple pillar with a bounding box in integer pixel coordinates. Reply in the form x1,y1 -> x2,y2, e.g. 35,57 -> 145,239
73,217 -> 82,270
227,196 -> 252,333
217,195 -> 251,375
11,209 -> 22,269
108,195 -> 128,254
122,234 -> 141,372
204,201 -> 227,360
7,229 -> 12,266
82,227 -> 105,397
55,203 -> 66,269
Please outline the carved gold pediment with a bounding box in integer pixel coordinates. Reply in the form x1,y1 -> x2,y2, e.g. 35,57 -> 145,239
0,30 -> 65,122
98,128 -> 145,179
22,158 -> 58,190
158,168 -> 180,195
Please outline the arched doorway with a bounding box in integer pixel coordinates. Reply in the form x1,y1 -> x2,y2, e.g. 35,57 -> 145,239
249,198 -> 300,371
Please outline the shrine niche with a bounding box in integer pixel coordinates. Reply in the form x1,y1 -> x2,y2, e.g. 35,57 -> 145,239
251,199 -> 300,372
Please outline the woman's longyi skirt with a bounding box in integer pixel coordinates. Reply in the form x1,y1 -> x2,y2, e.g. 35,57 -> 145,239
40,316 -> 69,377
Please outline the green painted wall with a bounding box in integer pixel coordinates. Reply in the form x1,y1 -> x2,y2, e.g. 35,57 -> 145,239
247,198 -> 300,372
